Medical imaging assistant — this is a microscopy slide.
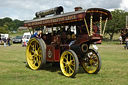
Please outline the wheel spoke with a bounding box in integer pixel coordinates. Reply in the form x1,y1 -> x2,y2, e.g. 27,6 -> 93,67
70,55 -> 71,61
91,55 -> 98,67
36,59 -> 39,65
38,54 -> 41,58
33,60 -> 36,65
30,50 -> 35,53
34,56 -> 40,66
90,64 -> 93,71
66,54 -> 68,61
30,44 -> 33,47
69,65 -> 74,73
38,50 -> 42,56
28,55 -> 34,60
34,43 -> 36,49
69,66 -> 71,74
30,44 -> 34,48
35,42 -> 39,50
70,60 -> 75,66
64,65 -> 68,72
36,43 -> 39,49
93,62 -> 98,67
64,56 -> 68,61
37,47 -> 41,52
62,61 -> 66,64
35,62 -> 38,66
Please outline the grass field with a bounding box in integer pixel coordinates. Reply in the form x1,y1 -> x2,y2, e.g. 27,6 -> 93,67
0,43 -> 128,85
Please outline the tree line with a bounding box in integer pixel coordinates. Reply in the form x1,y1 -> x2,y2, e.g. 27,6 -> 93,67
0,17 -> 24,33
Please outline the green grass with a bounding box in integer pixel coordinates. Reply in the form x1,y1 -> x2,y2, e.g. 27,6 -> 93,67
0,43 -> 128,85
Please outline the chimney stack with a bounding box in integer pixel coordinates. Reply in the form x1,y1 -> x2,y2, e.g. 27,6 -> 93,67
74,7 -> 82,11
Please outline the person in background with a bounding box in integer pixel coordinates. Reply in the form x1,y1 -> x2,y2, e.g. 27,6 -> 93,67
22,37 -> 26,47
119,36 -> 122,44
31,31 -> 42,38
3,37 -> 7,47
67,28 -> 71,39
121,31 -> 125,44
7,37 -> 11,46
125,38 -> 128,49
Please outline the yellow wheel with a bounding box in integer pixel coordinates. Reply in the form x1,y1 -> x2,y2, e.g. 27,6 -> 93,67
26,38 -> 46,70
60,50 -> 79,77
81,49 -> 101,74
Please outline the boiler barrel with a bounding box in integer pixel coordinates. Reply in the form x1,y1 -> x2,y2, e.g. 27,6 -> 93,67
35,6 -> 63,18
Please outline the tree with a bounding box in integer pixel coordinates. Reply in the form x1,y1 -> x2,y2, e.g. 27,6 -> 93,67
13,19 -> 23,30
105,9 -> 127,40
0,19 -> 5,27
3,17 -> 12,23
0,17 -> 24,32
0,27 -> 8,33
9,22 -> 16,31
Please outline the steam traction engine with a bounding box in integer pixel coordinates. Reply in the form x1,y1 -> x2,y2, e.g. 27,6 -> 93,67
24,6 -> 112,77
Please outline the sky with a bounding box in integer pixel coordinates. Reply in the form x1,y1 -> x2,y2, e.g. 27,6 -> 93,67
0,0 -> 128,21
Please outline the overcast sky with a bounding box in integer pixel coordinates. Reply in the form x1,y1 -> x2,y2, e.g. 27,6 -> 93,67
0,0 -> 128,20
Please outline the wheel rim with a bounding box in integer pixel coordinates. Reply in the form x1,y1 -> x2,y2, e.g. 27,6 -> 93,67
26,38 -> 42,70
60,51 -> 76,77
82,50 -> 99,73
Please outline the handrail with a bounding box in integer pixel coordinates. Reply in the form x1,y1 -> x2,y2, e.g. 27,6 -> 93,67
100,16 -> 102,36
102,18 -> 108,36
90,15 -> 93,36
84,18 -> 90,36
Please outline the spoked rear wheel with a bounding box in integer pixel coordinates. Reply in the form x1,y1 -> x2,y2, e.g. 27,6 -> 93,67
26,38 -> 46,70
81,49 -> 101,74
60,50 -> 79,77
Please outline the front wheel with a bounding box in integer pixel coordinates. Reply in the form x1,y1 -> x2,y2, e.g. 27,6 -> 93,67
60,50 -> 79,77
26,38 -> 46,70
81,49 -> 101,74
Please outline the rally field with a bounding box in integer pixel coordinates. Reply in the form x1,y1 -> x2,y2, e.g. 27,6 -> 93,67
0,44 -> 128,85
